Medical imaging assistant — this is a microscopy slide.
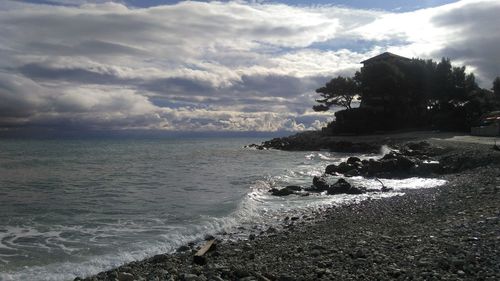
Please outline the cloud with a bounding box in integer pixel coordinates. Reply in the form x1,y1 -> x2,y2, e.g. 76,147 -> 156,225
0,0 -> 498,134
430,0 -> 500,84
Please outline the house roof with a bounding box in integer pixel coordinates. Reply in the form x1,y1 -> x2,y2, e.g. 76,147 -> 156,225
360,52 -> 411,64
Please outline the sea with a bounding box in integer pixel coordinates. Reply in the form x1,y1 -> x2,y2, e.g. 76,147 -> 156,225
0,137 -> 446,280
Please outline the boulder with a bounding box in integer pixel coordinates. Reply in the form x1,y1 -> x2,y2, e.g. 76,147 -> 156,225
270,185 -> 303,196
346,156 -> 361,165
312,176 -> 330,191
327,178 -> 351,194
270,188 -> 294,196
326,178 -> 366,195
325,164 -> 338,174
285,185 -> 302,191
344,169 -> 360,177
336,162 -> 356,173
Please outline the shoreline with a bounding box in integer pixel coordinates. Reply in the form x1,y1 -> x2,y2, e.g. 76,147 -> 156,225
79,136 -> 500,281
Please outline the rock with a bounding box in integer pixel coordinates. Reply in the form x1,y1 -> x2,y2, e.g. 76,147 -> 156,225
393,155 -> 415,170
204,234 -> 215,241
325,164 -> 338,174
270,185 -> 303,196
344,169 -> 360,177
312,176 -> 330,191
407,141 -> 430,151
117,272 -> 135,281
277,274 -> 296,281
336,162 -> 356,173
285,185 -> 302,191
311,249 -> 321,257
414,161 -> 442,175
327,179 -> 366,195
327,178 -> 351,194
181,273 -> 202,281
266,227 -> 277,233
347,186 -> 366,194
232,266 -> 249,278
346,156 -> 361,165
270,188 -> 294,196
193,255 -> 207,265
177,245 -> 191,252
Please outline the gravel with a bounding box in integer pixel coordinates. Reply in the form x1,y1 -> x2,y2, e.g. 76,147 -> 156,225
78,137 -> 500,281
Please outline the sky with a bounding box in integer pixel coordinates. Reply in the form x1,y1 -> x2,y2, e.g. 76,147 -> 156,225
1,0 -> 499,135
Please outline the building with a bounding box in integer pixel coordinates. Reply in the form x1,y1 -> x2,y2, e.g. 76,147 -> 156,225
359,52 -> 412,111
360,52 -> 411,67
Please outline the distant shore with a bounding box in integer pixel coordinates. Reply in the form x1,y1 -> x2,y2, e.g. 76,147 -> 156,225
79,134 -> 500,281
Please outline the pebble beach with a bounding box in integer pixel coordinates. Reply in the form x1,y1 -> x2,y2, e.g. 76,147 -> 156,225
79,136 -> 500,281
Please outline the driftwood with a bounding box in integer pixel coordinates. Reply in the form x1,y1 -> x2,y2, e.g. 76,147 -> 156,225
193,239 -> 216,265
375,177 -> 393,192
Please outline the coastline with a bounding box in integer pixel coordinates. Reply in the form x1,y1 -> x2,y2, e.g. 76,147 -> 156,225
79,135 -> 500,281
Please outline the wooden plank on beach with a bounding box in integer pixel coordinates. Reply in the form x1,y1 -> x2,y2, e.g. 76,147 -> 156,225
195,239 -> 215,257
193,239 -> 216,265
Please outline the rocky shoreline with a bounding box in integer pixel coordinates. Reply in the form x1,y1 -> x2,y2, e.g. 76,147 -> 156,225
79,135 -> 500,281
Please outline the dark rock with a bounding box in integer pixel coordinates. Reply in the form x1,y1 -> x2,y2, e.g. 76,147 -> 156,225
312,176 -> 329,191
181,273 -> 202,281
407,141 -> 430,151
344,169 -> 360,177
177,245 -> 191,252
285,185 -> 302,191
394,155 -> 415,170
327,179 -> 366,195
270,185 -> 303,196
193,255 -> 207,265
336,162 -> 356,173
325,164 -> 338,174
267,227 -> 277,233
270,188 -> 294,196
327,178 -> 351,194
204,234 -> 215,241
151,253 -> 170,262
232,266 -> 250,278
413,161 -> 442,175
117,272 -> 134,281
346,156 -> 361,165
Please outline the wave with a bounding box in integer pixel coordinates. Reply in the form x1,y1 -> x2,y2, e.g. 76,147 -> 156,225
0,149 -> 447,281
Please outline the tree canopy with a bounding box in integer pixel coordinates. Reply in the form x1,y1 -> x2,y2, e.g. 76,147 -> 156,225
314,56 -> 499,134
494,77 -> 500,98
313,76 -> 359,111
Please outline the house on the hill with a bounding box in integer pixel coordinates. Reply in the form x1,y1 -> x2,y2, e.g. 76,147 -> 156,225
332,52 -> 418,134
359,52 -> 412,112
360,52 -> 411,67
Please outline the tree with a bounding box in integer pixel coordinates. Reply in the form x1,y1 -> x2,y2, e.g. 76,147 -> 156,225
313,76 -> 359,111
493,76 -> 500,98
358,61 -> 405,113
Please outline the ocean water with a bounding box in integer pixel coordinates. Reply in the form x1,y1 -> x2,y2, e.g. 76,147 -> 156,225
0,137 -> 446,281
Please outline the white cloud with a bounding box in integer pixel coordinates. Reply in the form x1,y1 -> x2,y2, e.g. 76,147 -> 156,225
0,0 -> 499,133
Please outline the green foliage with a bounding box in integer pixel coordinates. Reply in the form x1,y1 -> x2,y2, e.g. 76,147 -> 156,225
315,55 -> 499,134
313,76 -> 360,111
494,77 -> 500,97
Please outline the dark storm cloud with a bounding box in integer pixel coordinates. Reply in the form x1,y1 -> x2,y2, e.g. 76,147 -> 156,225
144,77 -> 216,96
2,0 -> 497,133
0,73 -> 48,118
19,63 -> 127,84
228,75 -> 326,98
431,1 -> 500,84
25,40 -> 146,57
144,74 -> 328,116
